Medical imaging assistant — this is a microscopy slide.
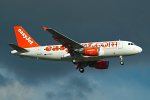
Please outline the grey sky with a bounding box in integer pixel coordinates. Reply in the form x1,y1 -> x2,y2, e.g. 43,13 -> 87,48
0,0 -> 150,100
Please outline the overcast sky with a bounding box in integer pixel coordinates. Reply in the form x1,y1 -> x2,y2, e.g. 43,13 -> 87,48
0,0 -> 150,100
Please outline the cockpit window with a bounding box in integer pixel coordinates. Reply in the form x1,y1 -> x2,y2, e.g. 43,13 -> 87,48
128,43 -> 131,45
128,42 -> 134,45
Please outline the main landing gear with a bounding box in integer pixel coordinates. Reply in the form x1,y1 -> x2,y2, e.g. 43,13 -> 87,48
120,56 -> 124,65
72,59 -> 77,64
73,59 -> 85,73
79,68 -> 84,73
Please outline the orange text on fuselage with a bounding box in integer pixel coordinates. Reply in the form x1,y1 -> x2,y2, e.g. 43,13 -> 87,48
45,41 -> 117,52
81,42 -> 117,48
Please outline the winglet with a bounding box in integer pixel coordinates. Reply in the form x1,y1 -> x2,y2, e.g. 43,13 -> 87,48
43,26 -> 48,31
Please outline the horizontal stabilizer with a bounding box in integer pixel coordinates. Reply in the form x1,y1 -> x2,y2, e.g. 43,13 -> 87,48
8,43 -> 28,52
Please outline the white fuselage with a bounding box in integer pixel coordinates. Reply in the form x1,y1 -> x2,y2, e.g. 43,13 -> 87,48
11,41 -> 142,62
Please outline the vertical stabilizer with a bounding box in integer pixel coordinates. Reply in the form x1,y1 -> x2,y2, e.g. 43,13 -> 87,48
14,26 -> 40,48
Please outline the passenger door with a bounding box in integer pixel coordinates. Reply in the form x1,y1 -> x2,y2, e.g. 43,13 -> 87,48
118,41 -> 123,49
37,47 -> 42,58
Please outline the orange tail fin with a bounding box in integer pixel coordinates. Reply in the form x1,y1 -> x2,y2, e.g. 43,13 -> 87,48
14,26 -> 40,48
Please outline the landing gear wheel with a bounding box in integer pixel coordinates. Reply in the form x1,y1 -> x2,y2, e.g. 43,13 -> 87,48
120,61 -> 124,65
72,59 -> 77,64
79,68 -> 84,73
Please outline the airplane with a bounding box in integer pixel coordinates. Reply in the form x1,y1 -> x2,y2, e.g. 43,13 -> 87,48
9,26 -> 142,73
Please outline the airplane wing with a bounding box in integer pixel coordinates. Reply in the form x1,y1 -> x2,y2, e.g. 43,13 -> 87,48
44,27 -> 84,49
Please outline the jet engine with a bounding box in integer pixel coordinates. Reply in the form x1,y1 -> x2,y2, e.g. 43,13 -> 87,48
89,60 -> 109,69
84,47 -> 99,56
77,47 -> 100,56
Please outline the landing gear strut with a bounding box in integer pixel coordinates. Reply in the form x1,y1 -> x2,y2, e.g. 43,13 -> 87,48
120,56 -> 124,65
79,68 -> 84,73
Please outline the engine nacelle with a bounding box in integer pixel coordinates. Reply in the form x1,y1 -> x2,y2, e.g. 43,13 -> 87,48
95,60 -> 109,69
84,47 -> 99,56
89,60 -> 109,69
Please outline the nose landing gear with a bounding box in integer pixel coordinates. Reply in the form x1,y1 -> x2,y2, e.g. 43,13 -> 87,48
120,56 -> 124,65
120,61 -> 124,65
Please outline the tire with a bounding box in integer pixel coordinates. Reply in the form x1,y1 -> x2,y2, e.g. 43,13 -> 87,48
72,59 -> 77,64
72,59 -> 76,63
120,61 -> 124,65
79,68 -> 84,73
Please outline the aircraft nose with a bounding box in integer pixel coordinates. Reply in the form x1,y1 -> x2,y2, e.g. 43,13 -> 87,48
137,46 -> 142,53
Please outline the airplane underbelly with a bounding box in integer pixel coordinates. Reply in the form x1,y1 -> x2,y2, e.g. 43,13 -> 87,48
102,49 -> 117,56
42,51 -> 67,60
